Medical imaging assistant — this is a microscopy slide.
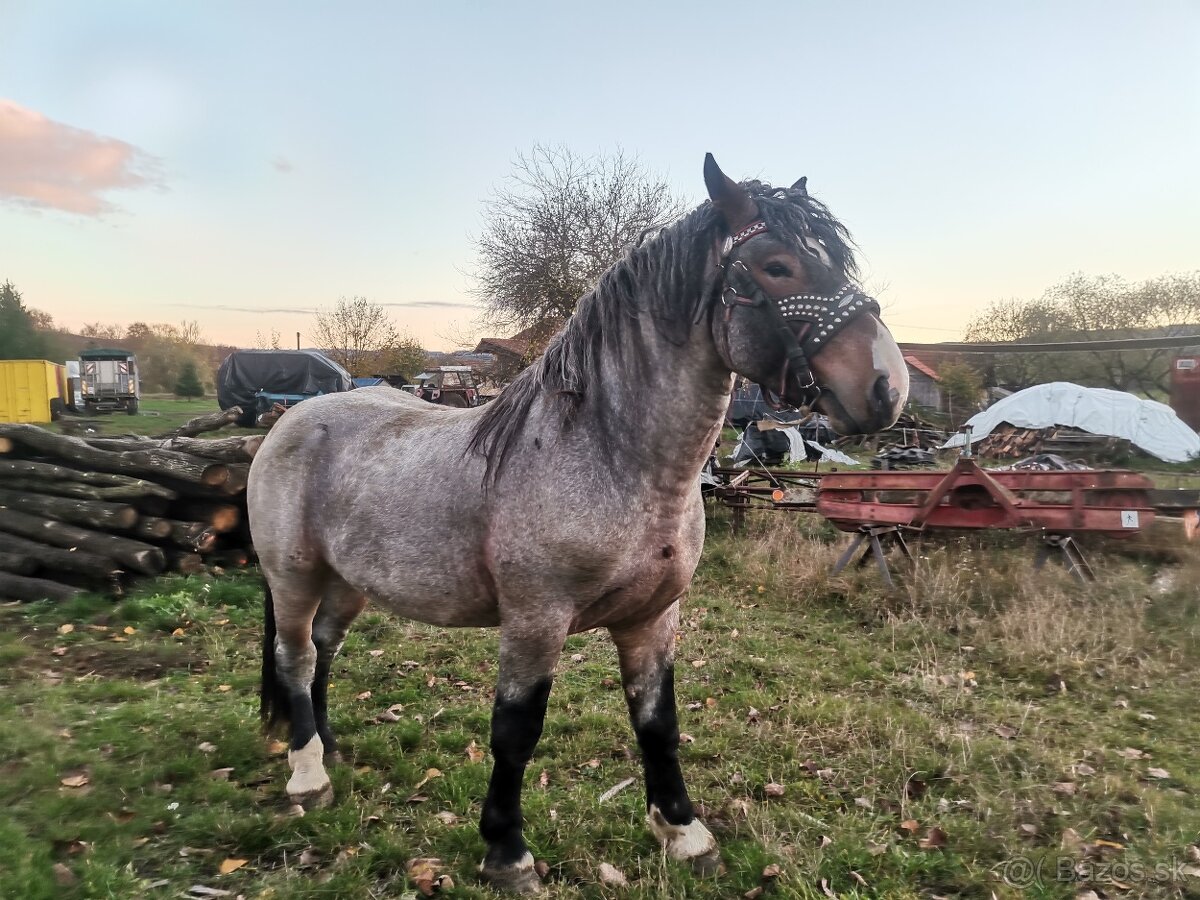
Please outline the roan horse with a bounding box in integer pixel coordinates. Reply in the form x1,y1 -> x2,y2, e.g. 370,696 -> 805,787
250,155 -> 909,893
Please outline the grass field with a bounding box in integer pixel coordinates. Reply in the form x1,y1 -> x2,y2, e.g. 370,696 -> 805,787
2,510 -> 1199,899
49,396 -> 259,438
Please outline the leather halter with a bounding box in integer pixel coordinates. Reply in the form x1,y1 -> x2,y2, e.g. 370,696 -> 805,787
717,219 -> 880,407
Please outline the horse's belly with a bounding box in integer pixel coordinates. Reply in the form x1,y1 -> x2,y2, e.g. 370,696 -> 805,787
336,555 -> 501,628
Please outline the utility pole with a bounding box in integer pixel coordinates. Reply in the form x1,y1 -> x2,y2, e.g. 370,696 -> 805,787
296,332 -> 301,350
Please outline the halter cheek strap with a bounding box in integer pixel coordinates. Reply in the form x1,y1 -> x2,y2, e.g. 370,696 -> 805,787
717,219 -> 881,406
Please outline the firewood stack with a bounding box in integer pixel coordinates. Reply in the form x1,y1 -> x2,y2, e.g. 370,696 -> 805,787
975,424 -> 1127,461
0,407 -> 259,602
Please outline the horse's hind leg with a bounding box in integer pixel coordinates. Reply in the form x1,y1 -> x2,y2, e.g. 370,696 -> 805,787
310,579 -> 368,762
263,572 -> 337,808
610,601 -> 720,873
478,618 -> 569,894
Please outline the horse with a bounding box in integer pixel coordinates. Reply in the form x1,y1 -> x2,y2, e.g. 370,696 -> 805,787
249,154 -> 909,893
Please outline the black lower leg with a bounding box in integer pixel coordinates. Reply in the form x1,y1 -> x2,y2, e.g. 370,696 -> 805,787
628,664 -> 694,825
480,678 -> 552,869
311,648 -> 337,753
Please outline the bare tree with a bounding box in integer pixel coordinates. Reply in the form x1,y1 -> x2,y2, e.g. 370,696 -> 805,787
472,145 -> 687,335
313,296 -> 426,377
255,329 -> 283,350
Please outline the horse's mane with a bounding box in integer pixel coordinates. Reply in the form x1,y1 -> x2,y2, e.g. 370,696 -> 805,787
468,180 -> 858,484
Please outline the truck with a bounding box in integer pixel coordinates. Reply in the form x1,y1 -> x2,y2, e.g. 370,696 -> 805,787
78,348 -> 140,415
413,366 -> 481,407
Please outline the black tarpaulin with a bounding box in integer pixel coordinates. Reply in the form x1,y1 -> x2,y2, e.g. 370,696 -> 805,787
216,350 -> 352,422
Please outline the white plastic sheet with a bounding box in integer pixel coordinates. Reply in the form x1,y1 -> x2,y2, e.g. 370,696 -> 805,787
941,382 -> 1200,463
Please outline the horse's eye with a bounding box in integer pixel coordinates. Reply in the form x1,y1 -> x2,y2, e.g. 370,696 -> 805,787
763,263 -> 791,278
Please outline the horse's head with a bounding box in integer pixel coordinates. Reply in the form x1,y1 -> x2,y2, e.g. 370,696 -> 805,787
704,154 -> 908,435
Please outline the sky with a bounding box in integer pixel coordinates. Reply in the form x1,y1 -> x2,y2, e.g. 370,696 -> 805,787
2,0 -> 1198,351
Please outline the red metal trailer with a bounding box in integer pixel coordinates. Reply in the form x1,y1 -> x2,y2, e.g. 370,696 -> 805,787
816,457 -> 1156,584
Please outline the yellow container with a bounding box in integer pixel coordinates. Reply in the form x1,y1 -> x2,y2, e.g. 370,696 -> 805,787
0,359 -> 66,423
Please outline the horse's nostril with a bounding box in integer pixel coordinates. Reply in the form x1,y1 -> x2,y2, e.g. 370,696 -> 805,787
872,375 -> 896,411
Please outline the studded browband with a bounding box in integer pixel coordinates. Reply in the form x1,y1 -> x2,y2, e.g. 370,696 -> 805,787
718,219 -> 881,404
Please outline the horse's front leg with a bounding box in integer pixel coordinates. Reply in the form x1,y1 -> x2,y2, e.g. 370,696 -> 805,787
478,622 -> 567,894
610,601 -> 721,874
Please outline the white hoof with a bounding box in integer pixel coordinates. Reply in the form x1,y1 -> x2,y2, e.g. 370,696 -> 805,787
647,804 -> 721,873
479,851 -> 544,894
286,734 -> 332,807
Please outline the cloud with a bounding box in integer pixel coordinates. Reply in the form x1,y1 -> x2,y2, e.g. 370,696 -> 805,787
167,300 -> 480,313
168,304 -> 318,314
271,156 -> 294,174
0,99 -> 162,215
380,300 -> 479,309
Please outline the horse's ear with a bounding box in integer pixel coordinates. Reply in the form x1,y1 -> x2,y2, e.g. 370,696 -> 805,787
792,176 -> 808,194
704,153 -> 755,226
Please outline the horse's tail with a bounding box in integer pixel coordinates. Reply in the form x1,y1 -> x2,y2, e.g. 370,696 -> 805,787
260,579 -> 290,734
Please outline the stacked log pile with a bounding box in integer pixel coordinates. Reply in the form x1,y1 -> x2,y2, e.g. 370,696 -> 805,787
0,408 -> 258,602
975,424 -> 1127,461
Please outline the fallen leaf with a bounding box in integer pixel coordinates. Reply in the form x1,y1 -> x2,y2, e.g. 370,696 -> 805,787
355,690 -> 372,701
598,862 -> 628,886
209,768 -> 234,781
919,826 -> 948,850
298,847 -> 321,867
266,740 -> 288,755
217,858 -> 247,875
820,878 -> 836,898
52,863 -> 76,887
899,819 -> 920,834
570,653 -> 584,663
747,707 -> 761,723
583,758 -> 600,769
679,732 -> 695,743
992,724 -> 1018,739
434,810 -> 458,826
854,796 -> 873,810
819,835 -> 832,849
850,870 -> 868,887
598,777 -> 635,803
691,659 -> 706,668
406,857 -> 443,897
535,860 -> 550,878
705,697 -> 718,709
58,624 -> 74,634
197,742 -> 217,753
1147,767 -> 1171,779
1053,782 -> 1077,796
1118,747 -> 1146,760
368,649 -> 385,657
186,887 -> 233,898
411,768 -> 441,792
172,628 -> 185,636
123,626 -> 136,635
1061,828 -> 1084,851
539,770 -> 549,788
1073,763 -> 1096,777
744,889 -> 764,900
466,740 -> 484,763
51,646 -> 67,656
216,684 -> 232,693
1019,823 -> 1038,836
762,864 -> 782,880
60,772 -> 89,788
764,782 -> 785,798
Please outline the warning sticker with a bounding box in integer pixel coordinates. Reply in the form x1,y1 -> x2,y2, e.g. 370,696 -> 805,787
1121,510 -> 1140,528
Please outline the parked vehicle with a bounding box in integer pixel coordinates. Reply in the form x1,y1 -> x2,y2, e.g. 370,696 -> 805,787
78,348 -> 140,415
413,366 -> 480,407
216,349 -> 353,427
0,359 -> 69,423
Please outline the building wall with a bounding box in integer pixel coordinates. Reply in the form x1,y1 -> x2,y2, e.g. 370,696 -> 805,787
907,371 -> 943,410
